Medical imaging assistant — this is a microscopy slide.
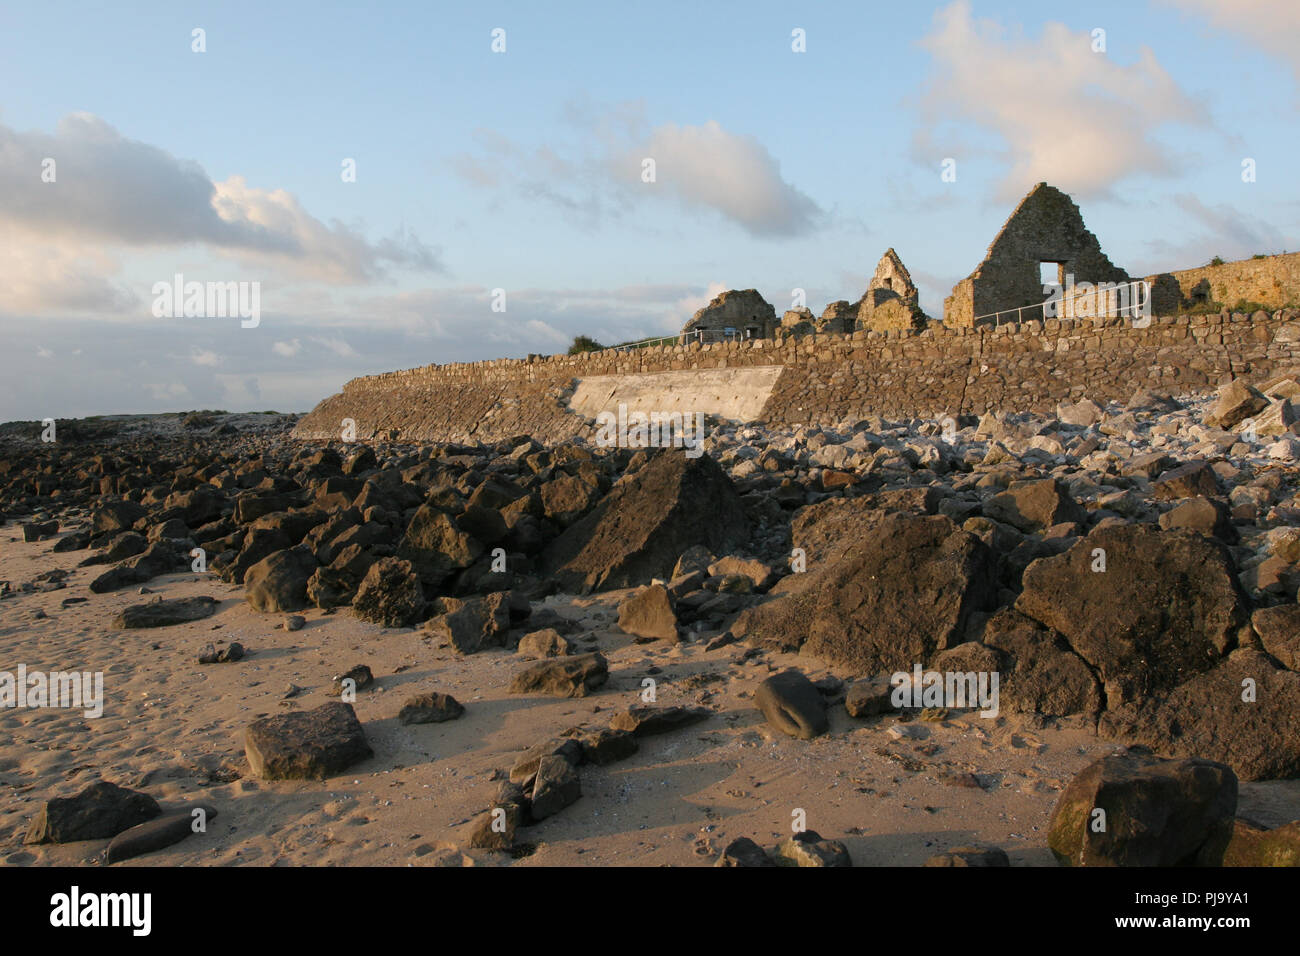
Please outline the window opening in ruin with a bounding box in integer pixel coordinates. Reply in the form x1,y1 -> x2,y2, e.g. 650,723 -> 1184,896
1040,261 -> 1063,287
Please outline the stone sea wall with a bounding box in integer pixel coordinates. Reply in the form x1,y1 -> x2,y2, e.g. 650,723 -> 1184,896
294,310 -> 1300,444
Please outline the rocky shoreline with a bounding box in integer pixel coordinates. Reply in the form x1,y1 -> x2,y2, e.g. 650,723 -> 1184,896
2,378 -> 1299,867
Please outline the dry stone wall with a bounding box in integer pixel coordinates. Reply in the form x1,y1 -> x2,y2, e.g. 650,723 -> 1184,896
294,310 -> 1300,444
1145,252 -> 1300,314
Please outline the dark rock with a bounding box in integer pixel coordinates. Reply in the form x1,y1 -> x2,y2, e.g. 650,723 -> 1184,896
1047,752 -> 1237,866
516,628 -> 571,658
609,704 -> 711,736
1152,461 -> 1220,500
530,755 -> 581,820
25,781 -> 161,845
1099,649 -> 1300,781
732,505 -> 995,673
52,531 -> 91,553
543,450 -> 749,593
1219,818 -> 1300,867
244,546 -> 317,613
983,478 -> 1086,533
980,608 -> 1102,718
1158,496 -> 1237,543
845,677 -> 896,718
104,804 -> 218,864
91,501 -> 146,536
198,641 -> 244,664
112,596 -> 218,629
617,584 -> 679,641
714,837 -> 777,867
398,693 -> 464,724
578,728 -> 638,765
1015,524 -> 1245,706
426,592 -> 511,653
772,830 -> 852,867
509,738 -> 584,785
508,652 -> 608,698
755,670 -> 828,739
1253,604 -> 1300,671
331,664 -> 373,696
923,845 -> 1010,867
352,557 -> 426,627
397,505 -> 485,587
244,701 -> 373,780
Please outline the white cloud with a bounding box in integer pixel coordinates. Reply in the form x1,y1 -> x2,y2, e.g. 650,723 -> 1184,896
272,338 -> 303,357
917,1 -> 1210,199
1160,0 -> 1300,84
190,347 -> 221,367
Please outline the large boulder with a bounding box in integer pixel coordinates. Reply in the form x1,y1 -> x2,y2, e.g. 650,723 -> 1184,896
732,505 -> 996,673
397,505 -> 485,587
542,450 -> 749,593
112,596 -> 218,629
616,584 -> 679,641
352,557 -> 426,627
982,478 -> 1086,533
425,592 -> 511,653
508,653 -> 609,698
980,608 -> 1102,718
755,670 -> 828,740
1099,649 -> 1300,781
1205,379 -> 1267,429
1015,524 -> 1246,706
244,546 -> 318,613
91,500 -> 146,537
1047,752 -> 1237,866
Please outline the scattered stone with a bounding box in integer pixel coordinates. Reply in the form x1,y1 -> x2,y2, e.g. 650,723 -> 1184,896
25,781 -> 161,845
104,805 -> 218,864
845,677 -> 896,718
398,693 -> 464,725
244,701 -> 373,780
530,755 -> 582,820
772,830 -> 852,867
923,845 -> 1010,867
352,557 -> 426,627
609,705 -> 711,736
755,669 -> 828,739
508,652 -> 608,698
516,627 -> 571,658
113,596 -> 218,629
331,664 -> 374,696
198,642 -> 244,664
617,583 -> 679,642
714,837 -> 777,867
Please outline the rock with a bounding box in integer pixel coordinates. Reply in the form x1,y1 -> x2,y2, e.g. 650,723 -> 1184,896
508,652 -> 608,698
1157,496 -> 1237,543
577,728 -> 638,765
609,705 -> 711,736
980,608 -> 1102,718
714,837 -> 777,867
1057,398 -> 1103,427
244,546 -> 317,613
772,830 -> 852,867
352,557 -> 426,627
52,531 -> 91,553
516,628 -> 571,658
1253,605 -> 1300,671
1099,649 -> 1300,781
397,505 -> 485,587
1152,460 -> 1220,500
845,677 -> 896,718
923,845 -> 1010,867
25,781 -> 161,845
673,545 -> 715,578
1205,379 -> 1267,429
331,664 -> 373,696
530,755 -> 582,820
755,670 -> 828,739
509,738 -> 583,785
284,614 -> 305,631
540,473 -> 603,527
543,450 -> 749,593
198,641 -> 244,664
112,596 -> 218,629
104,805 -> 218,864
91,501 -> 146,536
732,505 -> 995,673
398,693 -> 464,724
1219,818 -> 1300,867
244,701 -> 373,780
1047,752 -> 1237,866
617,584 -> 679,642
469,790 -> 523,850
88,541 -> 180,593
982,478 -> 1086,534
1015,524 -> 1245,706
708,556 -> 777,590
426,592 -> 511,653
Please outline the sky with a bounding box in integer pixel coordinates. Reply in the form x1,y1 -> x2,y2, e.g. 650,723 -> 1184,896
1,0 -> 1298,419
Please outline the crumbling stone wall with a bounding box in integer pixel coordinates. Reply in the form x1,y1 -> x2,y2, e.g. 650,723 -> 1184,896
1145,252 -> 1300,314
680,289 -> 776,340
945,183 -> 1130,328
295,310 -> 1300,444
859,248 -> 926,332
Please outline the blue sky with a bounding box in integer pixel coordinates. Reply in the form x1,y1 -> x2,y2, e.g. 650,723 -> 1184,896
1,0 -> 1297,418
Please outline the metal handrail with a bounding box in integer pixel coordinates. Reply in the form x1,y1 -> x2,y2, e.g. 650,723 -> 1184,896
972,279 -> 1152,327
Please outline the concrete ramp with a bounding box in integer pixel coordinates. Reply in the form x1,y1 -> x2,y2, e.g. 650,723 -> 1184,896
568,367 -> 784,422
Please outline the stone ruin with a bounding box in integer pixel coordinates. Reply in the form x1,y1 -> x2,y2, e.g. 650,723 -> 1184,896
680,289 -> 777,343
858,248 -> 926,332
944,182 -> 1131,327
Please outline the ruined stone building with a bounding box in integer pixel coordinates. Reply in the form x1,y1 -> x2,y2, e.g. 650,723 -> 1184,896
680,289 -> 777,342
944,183 -> 1131,327
858,248 -> 927,332
1144,251 -> 1300,314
